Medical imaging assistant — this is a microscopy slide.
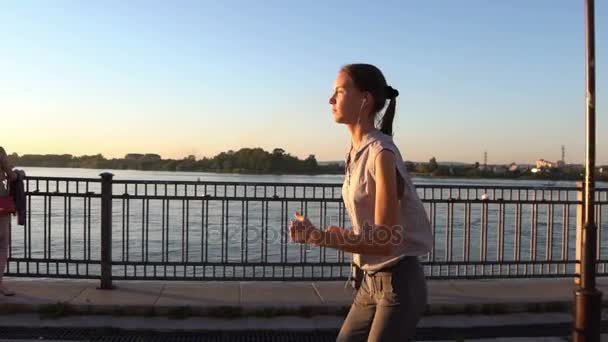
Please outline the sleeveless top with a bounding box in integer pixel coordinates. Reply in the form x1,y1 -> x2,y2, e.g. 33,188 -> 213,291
342,128 -> 433,271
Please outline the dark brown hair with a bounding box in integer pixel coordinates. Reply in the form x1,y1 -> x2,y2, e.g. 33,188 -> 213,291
340,63 -> 399,136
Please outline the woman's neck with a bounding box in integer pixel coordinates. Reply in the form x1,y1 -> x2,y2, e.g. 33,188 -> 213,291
347,123 -> 375,150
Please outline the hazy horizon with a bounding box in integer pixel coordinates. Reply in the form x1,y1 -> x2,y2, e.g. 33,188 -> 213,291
7,148 -> 589,166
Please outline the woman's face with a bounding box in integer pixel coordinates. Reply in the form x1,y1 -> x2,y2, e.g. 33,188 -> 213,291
329,71 -> 367,124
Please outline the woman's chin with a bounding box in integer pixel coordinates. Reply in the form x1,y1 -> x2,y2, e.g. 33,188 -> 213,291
332,113 -> 347,124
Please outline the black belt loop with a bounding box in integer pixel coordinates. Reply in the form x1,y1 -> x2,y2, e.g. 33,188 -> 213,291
349,264 -> 364,290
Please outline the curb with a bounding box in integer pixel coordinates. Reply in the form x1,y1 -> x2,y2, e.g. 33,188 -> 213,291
0,301 -> 584,319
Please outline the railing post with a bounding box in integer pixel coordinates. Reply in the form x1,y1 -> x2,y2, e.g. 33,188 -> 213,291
575,181 -> 584,286
99,172 -> 114,289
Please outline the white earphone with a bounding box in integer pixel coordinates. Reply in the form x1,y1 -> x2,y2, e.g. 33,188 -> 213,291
357,98 -> 367,126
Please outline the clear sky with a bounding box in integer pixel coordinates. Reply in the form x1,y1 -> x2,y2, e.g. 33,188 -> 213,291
1,0 -> 606,165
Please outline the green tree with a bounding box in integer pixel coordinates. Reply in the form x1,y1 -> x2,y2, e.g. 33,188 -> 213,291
404,161 -> 416,173
304,154 -> 319,173
429,157 -> 438,172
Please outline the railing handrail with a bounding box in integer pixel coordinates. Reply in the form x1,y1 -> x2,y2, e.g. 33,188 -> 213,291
21,175 -> 608,191
25,176 -> 102,182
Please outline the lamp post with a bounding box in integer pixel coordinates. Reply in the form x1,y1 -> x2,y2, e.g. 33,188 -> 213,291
573,1 -> 602,341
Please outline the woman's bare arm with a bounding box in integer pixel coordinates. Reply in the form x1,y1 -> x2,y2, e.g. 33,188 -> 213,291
312,150 -> 401,256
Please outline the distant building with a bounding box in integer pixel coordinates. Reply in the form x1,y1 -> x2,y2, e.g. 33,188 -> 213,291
508,163 -> 519,172
493,166 -> 507,175
536,159 -> 565,170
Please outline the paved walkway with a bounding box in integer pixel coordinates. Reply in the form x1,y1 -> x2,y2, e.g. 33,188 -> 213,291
0,277 -> 607,340
1,277 -> 606,316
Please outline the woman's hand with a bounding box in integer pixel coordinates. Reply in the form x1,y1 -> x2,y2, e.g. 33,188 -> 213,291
289,212 -> 324,245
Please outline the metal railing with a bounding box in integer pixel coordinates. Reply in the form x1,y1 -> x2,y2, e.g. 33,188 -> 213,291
5,174 -> 608,287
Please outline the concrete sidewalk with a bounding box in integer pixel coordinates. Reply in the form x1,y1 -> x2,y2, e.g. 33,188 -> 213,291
1,278 -> 608,340
0,277 -> 606,317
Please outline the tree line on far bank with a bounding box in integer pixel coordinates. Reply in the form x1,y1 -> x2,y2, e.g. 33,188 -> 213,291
7,150 -> 606,181
6,148 -> 341,175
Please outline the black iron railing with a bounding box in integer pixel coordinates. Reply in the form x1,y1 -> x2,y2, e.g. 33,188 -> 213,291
5,175 -> 607,287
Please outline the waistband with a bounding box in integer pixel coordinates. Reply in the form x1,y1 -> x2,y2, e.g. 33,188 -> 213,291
356,256 -> 419,276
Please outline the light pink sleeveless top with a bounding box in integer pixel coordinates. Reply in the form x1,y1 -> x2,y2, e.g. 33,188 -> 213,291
342,129 -> 433,271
